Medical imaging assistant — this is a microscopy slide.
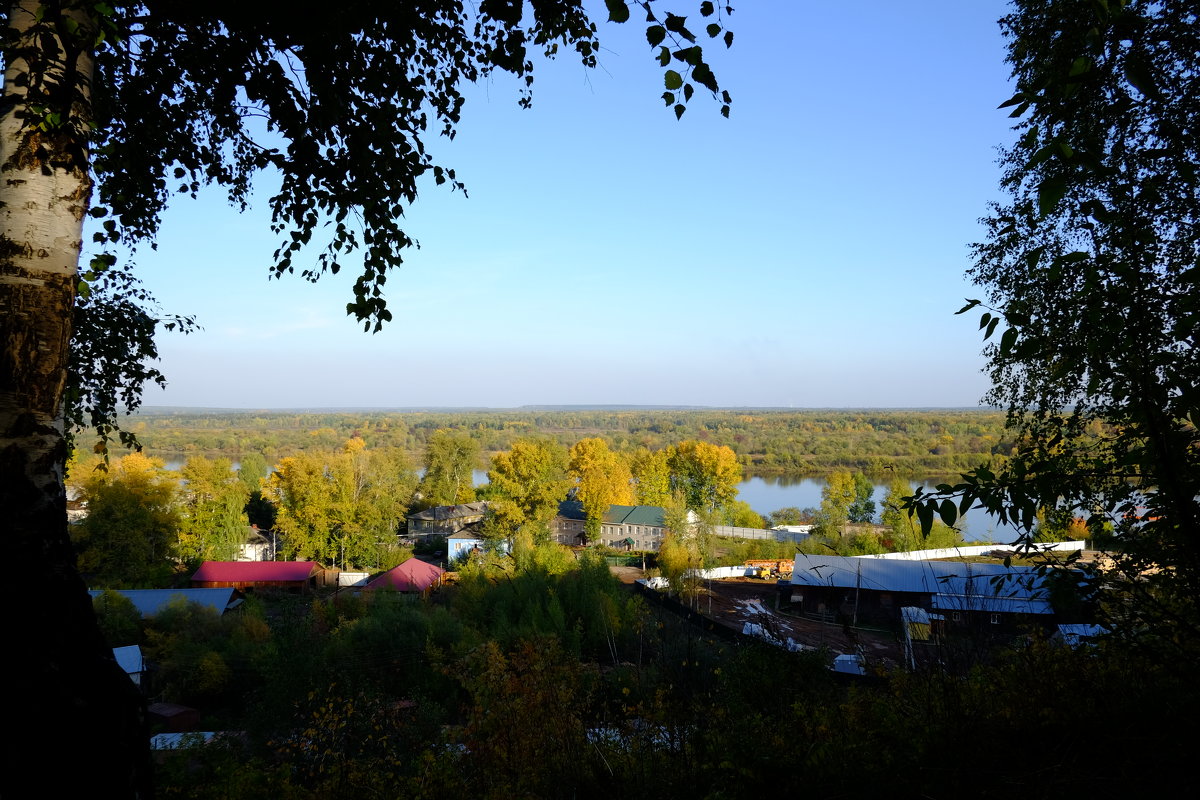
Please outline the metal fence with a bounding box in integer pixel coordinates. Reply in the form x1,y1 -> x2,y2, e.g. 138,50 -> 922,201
711,525 -> 810,543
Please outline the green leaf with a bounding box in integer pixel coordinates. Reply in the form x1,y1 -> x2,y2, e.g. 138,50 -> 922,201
1000,326 -> 1018,355
984,316 -> 1000,340
664,13 -> 696,43
674,103 -> 686,120
605,0 -> 630,23
1125,53 -> 1161,100
706,23 -> 721,38
1068,56 -> 1092,77
724,30 -> 734,48
978,312 -> 993,331
938,499 -> 958,527
1037,174 -> 1068,217
646,25 -> 666,47
955,298 -> 981,315
664,70 -> 683,90
997,92 -> 1026,109
658,46 -> 671,67
916,503 -> 934,537
700,1 -> 715,16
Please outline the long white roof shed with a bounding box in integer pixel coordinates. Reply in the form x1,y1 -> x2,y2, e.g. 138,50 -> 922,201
791,553 -> 1054,614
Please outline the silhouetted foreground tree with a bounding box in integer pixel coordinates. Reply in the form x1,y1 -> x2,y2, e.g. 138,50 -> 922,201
0,1 -> 732,792
911,0 -> 1200,655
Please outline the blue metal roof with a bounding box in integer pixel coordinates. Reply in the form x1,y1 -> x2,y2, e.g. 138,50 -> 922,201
89,588 -> 239,617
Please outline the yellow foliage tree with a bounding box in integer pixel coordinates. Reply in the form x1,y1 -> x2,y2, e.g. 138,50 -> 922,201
568,437 -> 634,542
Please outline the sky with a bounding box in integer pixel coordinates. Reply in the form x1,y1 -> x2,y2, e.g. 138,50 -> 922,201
127,1 -> 1018,410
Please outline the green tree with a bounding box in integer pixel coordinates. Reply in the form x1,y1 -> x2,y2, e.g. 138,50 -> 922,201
568,437 -> 634,542
177,456 -> 249,563
880,478 -> 919,551
847,472 -> 876,523
722,499 -> 765,529
237,452 -> 277,529
766,506 -> 811,527
71,452 -> 179,587
667,440 -> 741,512
486,438 -> 572,544
414,429 -> 479,510
815,470 -> 855,537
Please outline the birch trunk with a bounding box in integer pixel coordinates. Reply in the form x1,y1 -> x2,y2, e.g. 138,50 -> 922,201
1,2 -> 147,793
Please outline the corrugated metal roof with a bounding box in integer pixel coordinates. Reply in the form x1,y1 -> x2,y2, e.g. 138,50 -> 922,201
931,594 -> 1054,614
192,560 -> 320,582
364,557 -> 445,592
791,553 -> 1049,600
89,588 -> 238,617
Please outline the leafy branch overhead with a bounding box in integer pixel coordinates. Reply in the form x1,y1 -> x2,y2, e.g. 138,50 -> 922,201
49,1 -> 736,337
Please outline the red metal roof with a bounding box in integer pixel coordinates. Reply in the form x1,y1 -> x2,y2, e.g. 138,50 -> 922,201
364,557 -> 445,592
192,561 -> 320,582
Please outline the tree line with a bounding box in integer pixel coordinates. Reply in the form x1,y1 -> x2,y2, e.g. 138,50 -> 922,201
116,408 -> 1015,475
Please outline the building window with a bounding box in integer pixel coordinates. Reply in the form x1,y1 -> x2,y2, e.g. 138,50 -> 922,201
952,612 -> 962,622
990,613 -> 1001,625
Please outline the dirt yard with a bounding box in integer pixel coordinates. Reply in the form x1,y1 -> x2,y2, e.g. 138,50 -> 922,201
610,567 -> 903,666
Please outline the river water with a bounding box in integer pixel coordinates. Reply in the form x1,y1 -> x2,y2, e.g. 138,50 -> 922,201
736,473 -> 1020,544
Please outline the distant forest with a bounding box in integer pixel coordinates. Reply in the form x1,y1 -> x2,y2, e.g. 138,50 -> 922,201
121,409 -> 1013,475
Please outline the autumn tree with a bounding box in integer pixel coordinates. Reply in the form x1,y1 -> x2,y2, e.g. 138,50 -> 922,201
265,439 -> 415,567
71,452 -> 179,587
485,438 -> 572,545
413,429 -> 479,510
666,440 -> 741,512
568,437 -> 634,542
0,1 -> 733,789
630,446 -> 672,506
177,456 -> 249,563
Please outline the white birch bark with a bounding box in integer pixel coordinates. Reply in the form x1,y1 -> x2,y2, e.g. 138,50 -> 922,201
0,2 -> 147,793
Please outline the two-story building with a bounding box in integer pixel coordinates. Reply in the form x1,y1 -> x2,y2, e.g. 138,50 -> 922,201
552,501 -> 680,551
406,501 -> 488,540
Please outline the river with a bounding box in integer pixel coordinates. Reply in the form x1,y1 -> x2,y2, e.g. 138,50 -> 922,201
736,473 -> 1020,544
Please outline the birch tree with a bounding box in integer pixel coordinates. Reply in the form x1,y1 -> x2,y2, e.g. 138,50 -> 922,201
0,1 -> 732,790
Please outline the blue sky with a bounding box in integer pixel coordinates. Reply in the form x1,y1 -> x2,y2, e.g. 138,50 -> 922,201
130,1 -> 1017,409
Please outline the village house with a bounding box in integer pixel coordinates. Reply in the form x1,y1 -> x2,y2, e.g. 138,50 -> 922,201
405,501 -> 488,540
